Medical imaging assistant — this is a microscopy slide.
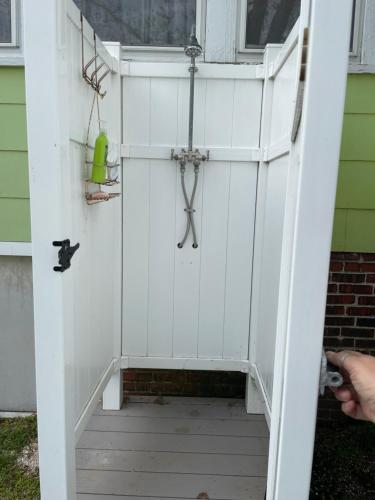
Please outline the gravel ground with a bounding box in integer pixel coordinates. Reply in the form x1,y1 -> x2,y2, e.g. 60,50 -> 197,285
310,420 -> 375,499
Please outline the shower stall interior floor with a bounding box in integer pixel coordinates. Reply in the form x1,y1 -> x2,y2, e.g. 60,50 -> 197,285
76,396 -> 269,500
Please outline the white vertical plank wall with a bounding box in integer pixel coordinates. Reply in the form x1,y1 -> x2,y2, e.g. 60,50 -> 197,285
122,69 -> 261,365
250,26 -> 301,405
24,1 -> 121,498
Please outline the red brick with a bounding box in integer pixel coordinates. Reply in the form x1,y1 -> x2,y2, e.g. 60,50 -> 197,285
325,316 -> 355,326
324,327 -> 340,337
341,327 -> 374,338
355,339 -> 375,349
338,284 -> 372,294
331,273 -> 365,283
326,305 -> 345,315
347,306 -> 375,316
357,318 -> 375,327
324,337 -> 354,348
124,381 -> 136,391
331,253 -> 360,261
366,274 -> 375,283
327,284 -> 337,293
344,262 -> 361,272
330,261 -> 344,272
358,296 -> 375,306
360,263 -> 375,272
124,370 -> 136,381
326,295 -> 355,304
338,284 -> 355,293
353,285 -> 373,294
362,254 -> 375,262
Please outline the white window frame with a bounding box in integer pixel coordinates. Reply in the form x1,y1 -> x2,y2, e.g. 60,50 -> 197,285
0,0 -> 19,47
121,0 -> 205,62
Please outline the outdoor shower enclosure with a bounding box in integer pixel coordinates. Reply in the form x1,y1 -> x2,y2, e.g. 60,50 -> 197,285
23,1 -> 353,499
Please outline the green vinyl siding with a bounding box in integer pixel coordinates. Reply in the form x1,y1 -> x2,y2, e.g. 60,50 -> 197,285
332,74 -> 375,252
0,67 -> 30,242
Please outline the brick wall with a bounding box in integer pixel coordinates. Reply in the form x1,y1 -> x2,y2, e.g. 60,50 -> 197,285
123,252 -> 375,420
319,252 -> 375,420
124,369 -> 246,399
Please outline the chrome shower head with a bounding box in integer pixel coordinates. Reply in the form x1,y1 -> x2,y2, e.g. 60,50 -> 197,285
184,25 -> 202,58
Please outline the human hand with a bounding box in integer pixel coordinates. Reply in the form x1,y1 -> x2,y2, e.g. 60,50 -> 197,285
326,350 -> 375,423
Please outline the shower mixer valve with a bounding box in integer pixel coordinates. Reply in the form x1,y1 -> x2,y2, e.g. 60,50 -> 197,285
171,148 -> 209,165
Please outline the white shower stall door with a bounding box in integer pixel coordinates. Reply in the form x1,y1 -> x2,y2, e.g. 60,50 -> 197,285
122,67 -> 261,366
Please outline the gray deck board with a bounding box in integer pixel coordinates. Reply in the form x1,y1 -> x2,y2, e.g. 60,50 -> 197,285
76,396 -> 268,500
85,415 -> 268,437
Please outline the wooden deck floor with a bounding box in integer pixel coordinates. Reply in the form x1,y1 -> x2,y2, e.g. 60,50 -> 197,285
76,396 -> 269,500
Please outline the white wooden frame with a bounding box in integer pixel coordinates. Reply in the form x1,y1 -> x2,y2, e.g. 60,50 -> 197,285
0,242 -> 32,256
266,1 -> 352,498
121,356 -> 249,372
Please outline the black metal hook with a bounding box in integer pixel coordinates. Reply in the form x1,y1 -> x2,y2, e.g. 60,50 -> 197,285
53,239 -> 80,272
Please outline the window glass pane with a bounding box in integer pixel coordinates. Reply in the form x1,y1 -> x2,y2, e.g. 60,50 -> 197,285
349,0 -> 356,52
74,0 -> 196,47
0,0 -> 12,43
245,0 -> 300,48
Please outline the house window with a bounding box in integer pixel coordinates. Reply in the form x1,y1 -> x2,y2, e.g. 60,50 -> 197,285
245,0 -> 300,48
0,0 -> 17,46
74,0 -> 197,47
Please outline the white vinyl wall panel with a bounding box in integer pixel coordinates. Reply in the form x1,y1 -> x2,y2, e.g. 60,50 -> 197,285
122,160 -> 150,356
173,164 -> 204,358
122,70 -> 261,364
223,162 -> 257,360
198,162 -> 230,358
148,161 -> 177,357
65,17 -> 121,423
254,157 -> 289,400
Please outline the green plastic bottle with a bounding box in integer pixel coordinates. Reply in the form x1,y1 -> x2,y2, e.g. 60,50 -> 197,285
91,128 -> 108,184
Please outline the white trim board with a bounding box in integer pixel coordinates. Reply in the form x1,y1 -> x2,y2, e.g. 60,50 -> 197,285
121,356 -> 250,373
74,359 -> 117,443
0,56 -> 24,66
0,242 -> 32,256
252,364 -> 271,428
121,61 -> 264,80
0,411 -> 36,418
121,145 -> 261,163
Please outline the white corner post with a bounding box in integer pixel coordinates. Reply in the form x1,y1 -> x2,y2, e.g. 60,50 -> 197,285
24,1 -> 76,498
245,372 -> 265,415
102,364 -> 123,410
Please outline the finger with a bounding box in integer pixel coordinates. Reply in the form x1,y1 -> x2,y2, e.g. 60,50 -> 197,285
331,386 -> 358,402
341,400 -> 369,421
326,350 -> 361,370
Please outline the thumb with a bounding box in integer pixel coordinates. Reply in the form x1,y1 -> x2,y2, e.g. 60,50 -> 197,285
326,350 -> 362,372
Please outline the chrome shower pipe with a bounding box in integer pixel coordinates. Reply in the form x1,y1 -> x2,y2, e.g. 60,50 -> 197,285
172,26 -> 209,249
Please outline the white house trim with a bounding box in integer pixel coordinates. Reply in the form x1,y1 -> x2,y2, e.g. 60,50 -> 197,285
121,356 -> 250,373
74,359 -> 117,442
0,242 -> 32,256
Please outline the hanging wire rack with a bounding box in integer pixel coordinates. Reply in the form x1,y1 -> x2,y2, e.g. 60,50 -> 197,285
80,12 -> 121,206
